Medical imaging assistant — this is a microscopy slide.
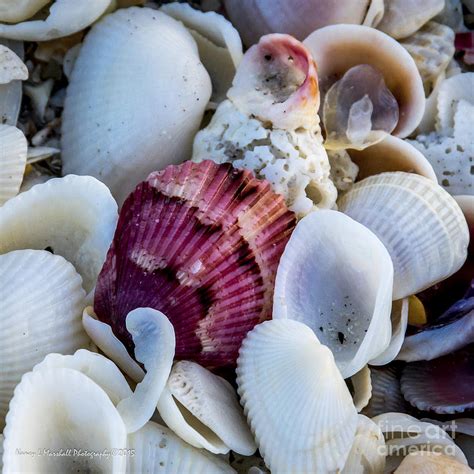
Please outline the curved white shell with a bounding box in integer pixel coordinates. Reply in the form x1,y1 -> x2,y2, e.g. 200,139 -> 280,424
0,125 -> 27,205
157,360 -> 256,455
395,451 -> 472,473
2,368 -> 127,473
0,175 -> 118,292
342,415 -> 386,474
160,2 -> 242,103
348,135 -> 437,182
0,0 -> 112,41
273,210 -> 394,378
304,24 -> 425,138
0,0 -> 50,24
338,172 -> 469,300
0,250 -> 89,429
236,319 -> 358,473
377,0 -> 445,39
61,7 -> 212,204
350,365 -> 372,412
0,45 -> 27,84
127,421 -> 235,473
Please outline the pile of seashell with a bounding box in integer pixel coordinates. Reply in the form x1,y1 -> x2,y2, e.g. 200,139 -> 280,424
0,0 -> 473,473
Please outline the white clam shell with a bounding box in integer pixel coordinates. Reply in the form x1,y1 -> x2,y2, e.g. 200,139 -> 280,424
0,0 -> 113,41
338,172 -> 469,300
61,7 -> 212,204
342,414 -> 386,474
160,2 -> 242,103
0,175 -> 118,292
2,368 -> 127,473
127,421 -> 235,473
0,45 -> 27,84
0,0 -> 50,24
304,24 -> 425,139
236,319 -> 358,473
157,360 -> 256,455
0,124 -> 27,205
395,451 -> 472,473
350,365 -> 372,412
0,250 -> 89,429
273,210 -> 394,378
377,0 -> 445,39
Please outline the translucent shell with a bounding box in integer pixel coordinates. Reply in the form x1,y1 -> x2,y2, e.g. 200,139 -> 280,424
94,161 -> 296,368
236,319 -> 358,473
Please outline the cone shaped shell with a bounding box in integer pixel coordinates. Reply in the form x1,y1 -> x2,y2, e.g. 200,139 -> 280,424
94,161 -> 296,368
61,7 -> 212,204
338,172 -> 469,300
236,319 -> 358,473
0,250 -> 89,429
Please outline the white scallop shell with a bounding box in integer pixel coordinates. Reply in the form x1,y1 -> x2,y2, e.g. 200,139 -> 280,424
2,368 -> 127,473
0,125 -> 27,205
338,172 -> 469,300
395,451 -> 472,473
160,2 -> 242,103
342,414 -> 386,474
61,7 -> 212,204
273,210 -> 394,378
0,250 -> 89,429
127,421 -> 235,473
0,0 -> 50,24
350,365 -> 372,412
0,0 -> 113,41
0,45 -> 27,84
157,360 -> 256,455
376,0 -> 445,39
236,319 -> 358,473
0,175 -> 118,292
304,24 -> 425,139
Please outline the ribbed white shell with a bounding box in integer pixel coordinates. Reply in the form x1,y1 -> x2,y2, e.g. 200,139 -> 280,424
2,368 -> 127,473
157,361 -> 256,455
127,421 -> 235,473
273,210 -> 394,378
338,172 -> 469,299
236,319 -> 358,473
0,175 -> 118,292
0,125 -> 27,205
61,7 -> 212,204
0,250 -> 89,429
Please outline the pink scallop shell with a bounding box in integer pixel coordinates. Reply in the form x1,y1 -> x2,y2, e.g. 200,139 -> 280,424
94,160 -> 296,368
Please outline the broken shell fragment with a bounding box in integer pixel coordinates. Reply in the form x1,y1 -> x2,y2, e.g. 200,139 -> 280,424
0,250 -> 89,429
0,124 -> 27,205
338,172 -> 469,300
94,161 -> 295,368
395,451 -> 472,474
322,64 -> 399,150
327,149 -> 359,192
273,210 -> 394,378
62,7 -> 212,204
0,40 -> 24,126
0,45 -> 27,84
304,25 -> 425,138
236,319 -> 358,473
157,361 -> 256,455
349,365 -> 372,412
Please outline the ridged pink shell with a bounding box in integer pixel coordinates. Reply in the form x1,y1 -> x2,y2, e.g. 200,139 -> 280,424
94,160 -> 296,368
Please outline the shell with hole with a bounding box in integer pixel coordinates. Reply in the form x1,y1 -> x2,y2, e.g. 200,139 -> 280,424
2,367 -> 127,473
338,172 -> 469,300
236,319 -> 358,473
223,0 -> 374,46
273,210 -> 394,378
0,124 -> 27,205
304,25 -> 425,148
0,175 -> 118,293
61,7 -> 212,205
94,161 -> 296,369
0,250 -> 89,429
192,33 -> 337,216
157,360 -> 256,455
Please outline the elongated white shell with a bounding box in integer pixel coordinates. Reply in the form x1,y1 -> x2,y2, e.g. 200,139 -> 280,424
0,175 -> 118,292
338,172 -> 469,300
273,210 -> 394,378
236,319 -> 358,473
0,0 -> 113,41
157,361 -> 256,455
0,125 -> 27,205
62,7 -> 212,204
127,421 -> 235,473
2,368 -> 127,473
0,250 -> 89,429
